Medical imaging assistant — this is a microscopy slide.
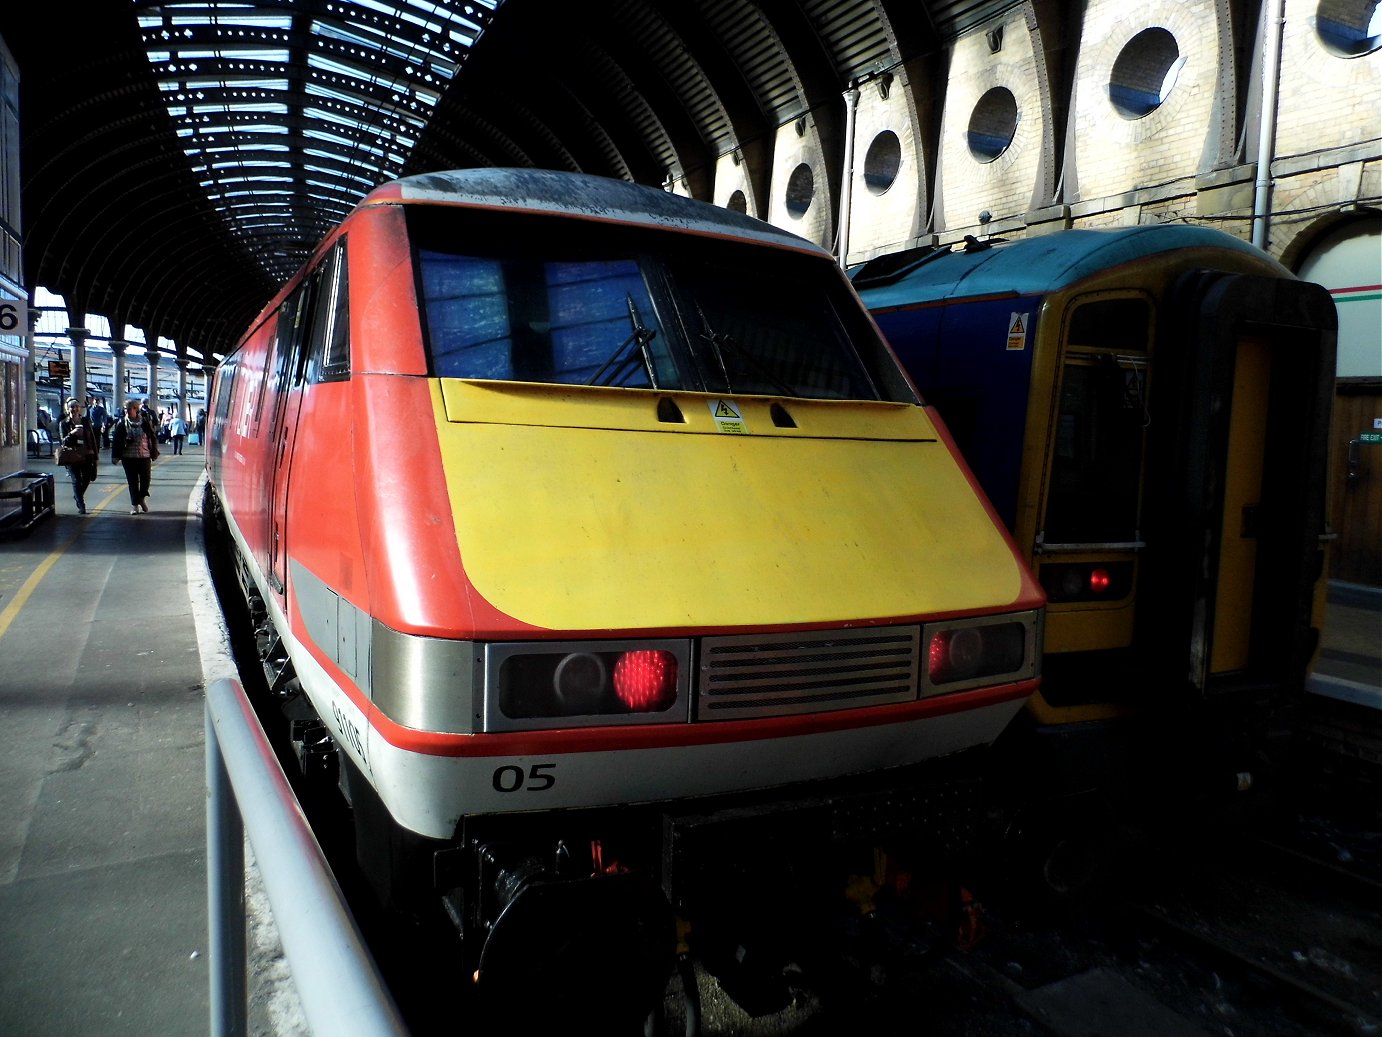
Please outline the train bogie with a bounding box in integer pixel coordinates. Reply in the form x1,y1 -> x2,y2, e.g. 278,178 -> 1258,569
206,169 -> 1044,1020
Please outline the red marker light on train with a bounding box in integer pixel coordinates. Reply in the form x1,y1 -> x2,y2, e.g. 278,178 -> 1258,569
613,650 -> 677,711
1089,568 -> 1111,593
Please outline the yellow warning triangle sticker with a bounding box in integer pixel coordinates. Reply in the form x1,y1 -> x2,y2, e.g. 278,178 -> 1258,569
1006,312 -> 1029,351
707,398 -> 748,433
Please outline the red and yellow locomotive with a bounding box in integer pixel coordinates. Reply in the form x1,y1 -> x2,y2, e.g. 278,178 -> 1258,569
205,168 -> 1043,1023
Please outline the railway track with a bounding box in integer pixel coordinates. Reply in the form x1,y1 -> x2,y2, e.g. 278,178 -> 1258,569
631,796 -> 1382,1037
1118,834 -> 1382,1036
943,790 -> 1382,1037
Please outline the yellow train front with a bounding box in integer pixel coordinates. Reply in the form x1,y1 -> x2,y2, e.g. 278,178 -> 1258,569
855,227 -> 1337,868
204,169 -> 1043,1024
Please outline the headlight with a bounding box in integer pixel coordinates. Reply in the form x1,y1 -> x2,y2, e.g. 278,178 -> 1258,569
921,612 -> 1040,695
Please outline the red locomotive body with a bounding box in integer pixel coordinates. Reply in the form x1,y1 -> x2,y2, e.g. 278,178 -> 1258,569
206,168 -> 1043,1023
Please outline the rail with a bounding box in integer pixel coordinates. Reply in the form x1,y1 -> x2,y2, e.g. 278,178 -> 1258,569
204,676 -> 410,1037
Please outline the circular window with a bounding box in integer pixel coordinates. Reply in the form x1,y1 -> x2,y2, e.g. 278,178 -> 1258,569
1315,0 -> 1382,56
726,190 -> 747,214
967,88 -> 1019,162
785,163 -> 814,218
1109,28 -> 1185,119
863,131 -> 902,195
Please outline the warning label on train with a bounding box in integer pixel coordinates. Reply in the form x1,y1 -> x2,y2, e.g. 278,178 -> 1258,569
1006,313 -> 1029,351
708,399 -> 747,434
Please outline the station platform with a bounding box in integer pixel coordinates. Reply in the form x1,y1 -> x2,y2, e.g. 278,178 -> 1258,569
0,445 -> 241,1037
1308,581 -> 1382,706
0,442 -> 1377,1037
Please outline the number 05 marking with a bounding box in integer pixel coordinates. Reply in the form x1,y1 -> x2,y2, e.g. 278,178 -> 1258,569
492,763 -> 557,792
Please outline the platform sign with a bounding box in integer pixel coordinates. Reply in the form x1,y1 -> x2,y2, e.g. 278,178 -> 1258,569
47,360 -> 70,379
0,298 -> 26,335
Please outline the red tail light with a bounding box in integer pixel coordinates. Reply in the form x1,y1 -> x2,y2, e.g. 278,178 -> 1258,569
1038,561 -> 1133,602
613,650 -> 678,711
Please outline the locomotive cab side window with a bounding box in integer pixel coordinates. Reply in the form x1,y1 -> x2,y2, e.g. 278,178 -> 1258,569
409,208 -> 914,403
307,240 -> 350,383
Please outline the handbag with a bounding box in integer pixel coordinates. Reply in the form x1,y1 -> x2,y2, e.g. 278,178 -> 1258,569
57,425 -> 94,468
57,420 -> 96,468
56,443 -> 92,467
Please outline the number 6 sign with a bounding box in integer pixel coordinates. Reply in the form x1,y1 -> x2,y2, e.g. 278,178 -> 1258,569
0,298 -> 28,335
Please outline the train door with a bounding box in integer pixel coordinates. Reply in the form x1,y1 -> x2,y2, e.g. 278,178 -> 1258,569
1143,272 -> 1335,699
1033,294 -> 1152,704
264,284 -> 309,599
266,241 -> 349,601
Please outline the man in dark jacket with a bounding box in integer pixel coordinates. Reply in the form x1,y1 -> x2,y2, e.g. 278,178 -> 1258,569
88,398 -> 109,446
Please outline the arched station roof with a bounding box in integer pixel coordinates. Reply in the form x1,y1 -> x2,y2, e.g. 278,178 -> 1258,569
0,0 -> 1022,366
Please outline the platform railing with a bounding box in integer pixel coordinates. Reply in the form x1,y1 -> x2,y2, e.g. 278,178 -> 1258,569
205,676 -> 411,1037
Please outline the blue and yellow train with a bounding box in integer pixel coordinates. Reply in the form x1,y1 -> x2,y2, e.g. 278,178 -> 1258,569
854,225 -> 1337,863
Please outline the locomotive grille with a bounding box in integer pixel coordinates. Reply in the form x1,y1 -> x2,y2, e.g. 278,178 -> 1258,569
696,626 -> 921,720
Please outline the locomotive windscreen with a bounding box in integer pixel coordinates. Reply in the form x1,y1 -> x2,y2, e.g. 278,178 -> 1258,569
407,207 -> 916,403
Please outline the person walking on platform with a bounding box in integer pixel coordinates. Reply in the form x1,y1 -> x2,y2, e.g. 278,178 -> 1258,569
169,412 -> 188,455
88,397 -> 110,447
111,398 -> 159,514
57,399 -> 98,515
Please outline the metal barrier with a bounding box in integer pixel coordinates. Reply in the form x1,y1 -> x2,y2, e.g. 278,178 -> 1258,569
205,676 -> 410,1037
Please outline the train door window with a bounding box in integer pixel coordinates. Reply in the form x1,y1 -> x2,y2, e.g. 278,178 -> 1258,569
274,288 -> 307,397
1043,295 -> 1152,545
213,358 -> 236,425
307,241 -> 349,383
1066,298 -> 1150,352
257,285 -> 309,452
247,326 -> 275,439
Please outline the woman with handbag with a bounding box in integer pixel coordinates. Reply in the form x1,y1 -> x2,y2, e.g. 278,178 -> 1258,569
110,398 -> 160,515
57,399 -> 98,515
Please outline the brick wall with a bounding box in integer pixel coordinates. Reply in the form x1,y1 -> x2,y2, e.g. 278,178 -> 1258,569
935,5 -> 1054,238
841,69 -> 928,263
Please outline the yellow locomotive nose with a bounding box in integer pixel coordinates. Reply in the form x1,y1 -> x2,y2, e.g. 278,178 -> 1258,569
432,380 -> 1026,634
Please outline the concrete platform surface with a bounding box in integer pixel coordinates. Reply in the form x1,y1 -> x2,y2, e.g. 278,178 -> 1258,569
0,448 -> 221,1036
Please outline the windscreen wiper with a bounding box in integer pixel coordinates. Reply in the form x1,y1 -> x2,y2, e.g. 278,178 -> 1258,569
696,304 -> 799,398
587,295 -> 660,389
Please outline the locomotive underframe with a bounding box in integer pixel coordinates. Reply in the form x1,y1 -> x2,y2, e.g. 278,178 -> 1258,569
322,651 -> 997,1024
353,736 -> 994,1022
